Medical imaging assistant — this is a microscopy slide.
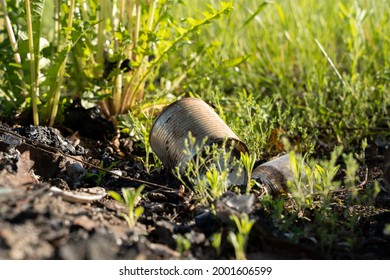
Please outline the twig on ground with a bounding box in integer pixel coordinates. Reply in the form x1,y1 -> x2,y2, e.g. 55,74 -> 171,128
0,126 -> 171,191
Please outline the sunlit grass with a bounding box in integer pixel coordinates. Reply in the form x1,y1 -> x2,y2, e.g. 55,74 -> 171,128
0,0 -> 388,259
166,0 -> 390,156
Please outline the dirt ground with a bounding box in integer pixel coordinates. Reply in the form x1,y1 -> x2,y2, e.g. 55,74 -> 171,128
0,104 -> 389,260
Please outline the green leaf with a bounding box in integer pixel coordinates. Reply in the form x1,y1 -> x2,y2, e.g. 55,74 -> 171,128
41,48 -> 68,88
134,206 -> 144,219
108,191 -> 125,205
135,185 -> 145,196
223,55 -> 250,68
8,63 -> 22,69
289,152 -> 299,178
315,164 -> 325,177
242,1 -> 270,28
304,165 -> 312,177
121,188 -> 132,206
275,3 -> 286,27
30,0 -> 48,67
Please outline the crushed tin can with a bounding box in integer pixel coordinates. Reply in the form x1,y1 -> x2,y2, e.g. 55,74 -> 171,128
251,153 -> 297,196
149,97 -> 249,187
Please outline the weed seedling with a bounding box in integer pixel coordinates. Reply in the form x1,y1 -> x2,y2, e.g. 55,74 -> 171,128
211,232 -> 222,256
119,112 -> 161,174
175,234 -> 192,255
174,132 -> 245,206
109,185 -> 144,229
84,160 -> 119,185
240,152 -> 257,194
228,213 -> 254,260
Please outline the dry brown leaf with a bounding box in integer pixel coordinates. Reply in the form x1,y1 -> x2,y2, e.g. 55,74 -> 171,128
0,151 -> 37,189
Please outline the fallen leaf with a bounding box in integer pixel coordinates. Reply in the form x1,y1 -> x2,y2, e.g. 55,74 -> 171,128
0,151 -> 37,189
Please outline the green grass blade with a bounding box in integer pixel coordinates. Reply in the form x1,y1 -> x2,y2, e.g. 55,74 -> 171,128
242,1 -> 270,28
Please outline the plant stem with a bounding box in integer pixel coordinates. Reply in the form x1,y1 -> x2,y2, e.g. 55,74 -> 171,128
1,0 -> 28,97
146,0 -> 157,31
49,0 -> 75,126
54,0 -> 61,52
133,0 -> 141,60
1,0 -> 20,65
121,0 -> 157,113
25,0 -> 39,125
126,0 -> 135,59
113,73 -> 123,116
128,0 -> 157,108
118,0 -> 141,114
112,0 -> 124,116
119,0 -> 125,22
96,0 -> 108,77
80,0 -> 97,66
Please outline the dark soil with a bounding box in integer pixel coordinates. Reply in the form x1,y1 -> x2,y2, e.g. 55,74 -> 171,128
0,105 -> 389,260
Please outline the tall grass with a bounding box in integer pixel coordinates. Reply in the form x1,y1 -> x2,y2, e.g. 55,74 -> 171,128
167,0 -> 390,156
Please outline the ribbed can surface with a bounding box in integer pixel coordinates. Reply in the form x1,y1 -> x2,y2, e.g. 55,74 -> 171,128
150,97 -> 248,186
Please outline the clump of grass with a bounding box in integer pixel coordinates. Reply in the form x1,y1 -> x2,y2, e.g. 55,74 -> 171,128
118,111 -> 161,174
171,0 -> 390,153
173,132 -> 245,206
259,145 -> 380,256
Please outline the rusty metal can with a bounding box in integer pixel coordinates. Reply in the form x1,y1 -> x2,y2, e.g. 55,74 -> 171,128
150,97 -> 249,186
251,153 -> 296,196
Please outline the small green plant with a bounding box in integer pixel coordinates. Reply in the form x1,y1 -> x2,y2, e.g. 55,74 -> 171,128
0,0 -> 78,125
174,132 -> 244,205
0,0 -> 232,125
109,185 -> 144,229
240,151 -> 257,194
260,144 -> 383,256
287,148 -> 342,211
228,213 -> 254,260
119,111 -> 161,174
175,234 -> 191,255
384,225 -> 390,236
84,160 -> 118,185
204,168 -> 229,201
211,232 -> 222,256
